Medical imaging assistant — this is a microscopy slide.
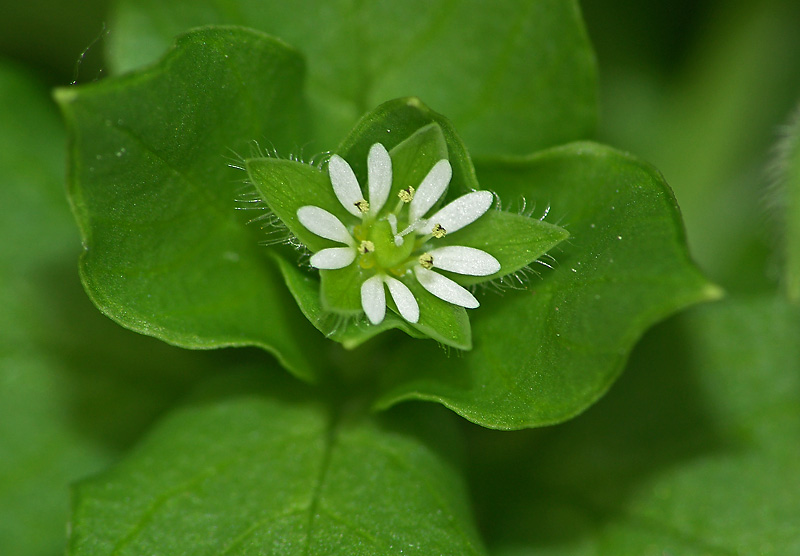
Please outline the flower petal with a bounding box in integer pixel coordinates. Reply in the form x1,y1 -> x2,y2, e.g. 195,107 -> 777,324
423,190 -> 493,235
385,276 -> 419,323
297,206 -> 355,245
428,246 -> 501,276
413,266 -> 479,309
361,274 -> 386,325
328,154 -> 365,217
309,247 -> 356,270
367,143 -> 392,215
409,159 -> 452,223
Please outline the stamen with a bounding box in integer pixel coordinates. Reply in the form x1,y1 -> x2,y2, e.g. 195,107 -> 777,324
398,186 -> 415,203
387,214 -> 398,235
358,240 -> 375,254
431,223 -> 447,238
354,199 -> 370,213
419,253 -> 434,269
394,217 -> 421,243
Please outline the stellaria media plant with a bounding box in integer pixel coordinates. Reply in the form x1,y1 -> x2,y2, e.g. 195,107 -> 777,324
12,1 -> 797,553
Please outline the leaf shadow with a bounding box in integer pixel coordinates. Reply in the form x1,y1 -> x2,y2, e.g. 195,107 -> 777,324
463,310 -> 731,550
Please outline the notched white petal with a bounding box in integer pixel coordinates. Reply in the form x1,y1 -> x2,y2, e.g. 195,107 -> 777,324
428,246 -> 500,276
309,247 -> 356,270
328,154 -> 364,217
409,159 -> 452,223
385,276 -> 419,323
361,274 -> 386,325
297,206 -> 355,245
425,190 -> 493,234
367,143 -> 392,215
413,266 -> 480,309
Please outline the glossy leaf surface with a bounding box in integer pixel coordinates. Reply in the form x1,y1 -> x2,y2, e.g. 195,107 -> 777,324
68,372 -> 486,555
375,143 -> 719,428
108,0 -> 597,154
57,27 -> 324,382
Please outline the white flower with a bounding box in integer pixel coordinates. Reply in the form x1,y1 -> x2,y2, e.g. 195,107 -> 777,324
297,143 -> 500,325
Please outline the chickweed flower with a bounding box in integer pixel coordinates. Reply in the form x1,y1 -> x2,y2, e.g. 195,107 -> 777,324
297,143 -> 500,325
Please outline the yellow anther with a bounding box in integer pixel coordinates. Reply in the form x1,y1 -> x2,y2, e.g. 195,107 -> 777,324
354,199 -> 370,213
431,223 -> 447,238
419,252 -> 434,269
358,240 -> 375,254
398,186 -> 415,203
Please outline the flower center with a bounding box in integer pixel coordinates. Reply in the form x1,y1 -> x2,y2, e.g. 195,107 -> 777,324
365,219 -> 415,270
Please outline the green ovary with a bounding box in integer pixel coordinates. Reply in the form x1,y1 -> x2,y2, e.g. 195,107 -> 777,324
366,219 -> 414,270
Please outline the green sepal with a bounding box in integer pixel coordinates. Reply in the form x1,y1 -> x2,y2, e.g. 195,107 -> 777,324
246,158 -> 354,252
404,278 -> 472,350
319,264 -> 366,314
315,262 -> 472,350
437,210 -> 570,286
388,123 -> 449,201
273,254 -> 424,349
337,97 -> 480,196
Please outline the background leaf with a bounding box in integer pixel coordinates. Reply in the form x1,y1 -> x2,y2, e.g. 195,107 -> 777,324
469,296 -> 800,555
68,371 -> 486,555
107,0 -> 597,155
375,142 -> 719,429
56,27 -> 327,382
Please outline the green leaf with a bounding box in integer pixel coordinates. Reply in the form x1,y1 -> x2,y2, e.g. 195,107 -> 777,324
476,296 -> 800,555
68,371 -> 486,555
109,0 -> 597,154
0,61 -> 219,556
375,142 -> 720,429
55,27 -> 326,382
